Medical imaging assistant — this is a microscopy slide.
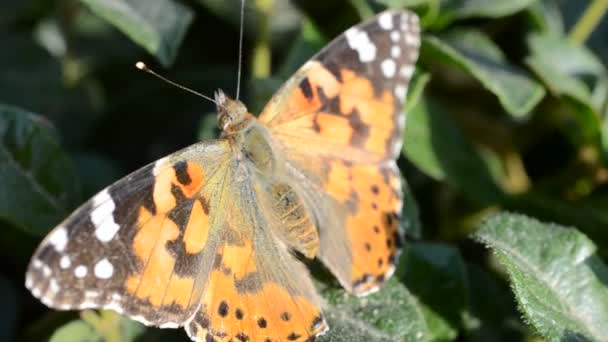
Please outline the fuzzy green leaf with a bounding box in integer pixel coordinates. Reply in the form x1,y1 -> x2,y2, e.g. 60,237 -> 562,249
79,0 -> 194,66
422,30 -> 545,118
476,213 -> 608,341
0,105 -> 80,235
319,278 -> 429,341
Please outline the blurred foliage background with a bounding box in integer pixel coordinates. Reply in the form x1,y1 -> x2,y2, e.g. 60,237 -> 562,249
3,0 -> 608,341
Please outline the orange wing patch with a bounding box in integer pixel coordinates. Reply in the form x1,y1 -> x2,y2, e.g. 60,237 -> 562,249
324,161 -> 403,295
183,200 -> 210,254
266,62 -> 399,164
125,160 -> 211,309
338,68 -> 395,156
187,241 -> 327,342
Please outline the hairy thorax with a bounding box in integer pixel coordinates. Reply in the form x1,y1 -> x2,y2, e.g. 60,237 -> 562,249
215,90 -> 319,258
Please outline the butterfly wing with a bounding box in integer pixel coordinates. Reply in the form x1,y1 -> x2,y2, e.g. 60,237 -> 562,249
26,138 -> 328,341
259,10 -> 420,295
26,140 -> 234,327
185,175 -> 327,342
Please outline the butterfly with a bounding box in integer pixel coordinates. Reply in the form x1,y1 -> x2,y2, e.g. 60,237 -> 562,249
25,9 -> 420,342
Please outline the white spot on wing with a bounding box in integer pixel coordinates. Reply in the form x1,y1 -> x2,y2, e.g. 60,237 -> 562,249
77,301 -> 98,310
85,290 -> 100,298
159,322 -> 180,329
60,255 -> 71,269
32,259 -> 43,269
94,258 -> 114,279
390,31 -> 400,42
378,12 -> 393,30
41,294 -> 55,307
42,265 -> 52,277
391,46 -> 401,58
57,303 -> 71,310
48,226 -> 68,252
395,84 -> 407,102
398,112 -> 406,131
400,64 -> 415,79
49,278 -> 60,293
345,27 -> 377,62
74,265 -> 88,278
404,32 -> 420,47
381,59 -> 396,78
104,302 -> 125,314
131,315 -> 153,326
91,189 -> 120,242
153,156 -> 169,176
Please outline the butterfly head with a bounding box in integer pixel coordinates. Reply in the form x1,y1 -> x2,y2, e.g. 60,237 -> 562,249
215,89 -> 252,135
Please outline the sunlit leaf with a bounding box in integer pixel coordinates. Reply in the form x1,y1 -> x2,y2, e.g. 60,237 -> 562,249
422,30 -> 545,118
79,0 -> 194,66
476,213 -> 608,341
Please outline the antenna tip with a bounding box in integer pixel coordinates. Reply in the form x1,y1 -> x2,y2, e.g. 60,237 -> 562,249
135,61 -> 147,70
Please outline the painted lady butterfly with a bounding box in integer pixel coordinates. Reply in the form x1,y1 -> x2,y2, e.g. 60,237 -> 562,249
26,9 -> 420,342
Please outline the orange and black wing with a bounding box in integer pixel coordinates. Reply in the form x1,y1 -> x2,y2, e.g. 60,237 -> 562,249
259,10 -> 420,295
26,140 -> 233,327
185,177 -> 327,342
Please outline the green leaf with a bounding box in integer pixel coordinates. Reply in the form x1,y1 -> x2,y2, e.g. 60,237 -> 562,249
476,212 -> 608,341
197,0 -> 301,44
526,33 -> 605,105
79,0 -> 194,66
441,0 -> 539,20
0,105 -> 80,235
375,0 -> 430,8
526,0 -> 565,36
525,33 -> 606,145
378,0 -> 537,23
463,263 -> 526,341
319,278 -> 430,341
401,177 -> 422,239
403,96 -> 504,203
503,192 -> 608,255
0,33 -> 96,139
50,320 -> 100,342
422,30 -> 545,118
397,242 -> 469,340
404,69 -> 430,114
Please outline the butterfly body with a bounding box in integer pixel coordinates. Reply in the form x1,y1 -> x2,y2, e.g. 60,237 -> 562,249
26,10 -> 420,342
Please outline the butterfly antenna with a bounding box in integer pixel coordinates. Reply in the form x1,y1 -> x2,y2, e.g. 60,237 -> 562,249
135,62 -> 218,105
235,0 -> 246,101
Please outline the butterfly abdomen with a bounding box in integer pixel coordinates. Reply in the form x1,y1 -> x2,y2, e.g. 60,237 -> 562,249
265,182 -> 319,259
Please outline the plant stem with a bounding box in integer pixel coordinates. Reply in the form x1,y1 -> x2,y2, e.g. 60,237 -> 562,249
252,0 -> 273,79
569,0 -> 608,44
